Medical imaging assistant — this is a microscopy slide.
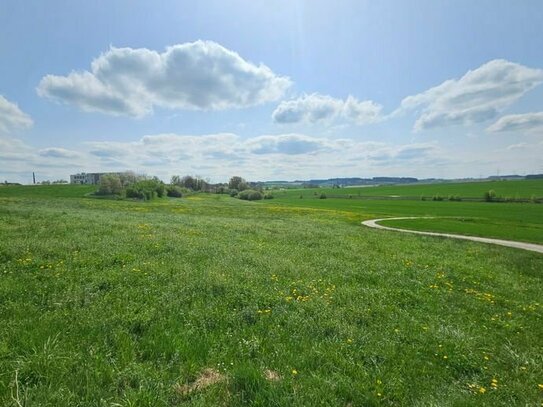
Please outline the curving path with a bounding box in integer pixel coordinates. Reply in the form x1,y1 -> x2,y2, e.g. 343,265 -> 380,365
361,217 -> 543,254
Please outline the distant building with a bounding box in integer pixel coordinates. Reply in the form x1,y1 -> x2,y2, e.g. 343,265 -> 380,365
70,172 -> 118,185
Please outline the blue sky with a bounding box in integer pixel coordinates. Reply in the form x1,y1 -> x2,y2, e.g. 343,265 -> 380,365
1,0 -> 543,183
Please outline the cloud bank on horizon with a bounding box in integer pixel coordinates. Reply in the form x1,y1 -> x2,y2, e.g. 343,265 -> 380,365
1,37 -> 543,183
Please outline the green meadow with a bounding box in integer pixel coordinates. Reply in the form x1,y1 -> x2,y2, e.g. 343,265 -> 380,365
0,183 -> 542,406
271,180 -> 543,244
285,179 -> 543,200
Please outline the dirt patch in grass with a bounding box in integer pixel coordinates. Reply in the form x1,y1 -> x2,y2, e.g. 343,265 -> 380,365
174,368 -> 226,396
264,369 -> 281,382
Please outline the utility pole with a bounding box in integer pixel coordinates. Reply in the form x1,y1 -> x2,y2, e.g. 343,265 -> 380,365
32,172 -> 36,184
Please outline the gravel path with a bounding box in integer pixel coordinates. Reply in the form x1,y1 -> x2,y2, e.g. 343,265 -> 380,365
362,217 -> 543,254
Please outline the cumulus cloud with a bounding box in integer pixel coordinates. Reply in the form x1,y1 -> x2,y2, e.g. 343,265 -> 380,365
486,112 -> 543,133
505,143 -> 529,150
365,143 -> 440,163
397,59 -> 543,131
246,134 -> 338,154
38,147 -> 81,158
272,93 -> 382,125
81,133 -> 446,181
37,41 -> 291,117
0,95 -> 33,133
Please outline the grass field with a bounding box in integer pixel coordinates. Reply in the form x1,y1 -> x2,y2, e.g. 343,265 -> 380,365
0,184 -> 542,406
269,180 -> 543,245
281,179 -> 543,200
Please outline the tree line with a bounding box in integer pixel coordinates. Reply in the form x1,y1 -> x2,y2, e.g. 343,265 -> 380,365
96,173 -> 273,201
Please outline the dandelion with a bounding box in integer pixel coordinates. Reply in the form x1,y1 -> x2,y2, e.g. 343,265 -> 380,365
478,387 -> 486,394
443,355 -> 448,360
491,378 -> 498,389
291,369 -> 298,375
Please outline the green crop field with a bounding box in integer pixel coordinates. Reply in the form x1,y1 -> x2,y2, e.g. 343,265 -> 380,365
0,184 -> 542,406
270,180 -> 543,245
280,179 -> 543,200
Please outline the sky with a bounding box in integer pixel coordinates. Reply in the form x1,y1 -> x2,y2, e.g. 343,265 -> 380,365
1,0 -> 543,184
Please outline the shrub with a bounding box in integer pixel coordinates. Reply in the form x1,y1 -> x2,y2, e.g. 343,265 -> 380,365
263,193 -> 274,200
484,190 -> 496,202
126,179 -> 165,201
229,189 -> 239,197
319,193 -> 327,199
448,195 -> 462,201
125,187 -> 144,199
238,189 -> 263,201
97,174 -> 122,195
166,186 -> 183,198
432,194 -> 444,201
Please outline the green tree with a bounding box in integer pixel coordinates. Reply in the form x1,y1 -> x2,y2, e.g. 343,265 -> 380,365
98,174 -> 122,195
229,176 -> 248,191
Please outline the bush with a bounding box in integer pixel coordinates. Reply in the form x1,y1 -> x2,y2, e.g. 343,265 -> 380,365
126,179 -> 165,201
97,174 -> 122,195
448,195 -> 462,201
229,189 -> 239,197
166,185 -> 183,198
432,194 -> 444,201
319,193 -> 327,199
263,193 -> 274,200
238,189 -> 263,201
125,187 -> 144,200
484,190 -> 496,202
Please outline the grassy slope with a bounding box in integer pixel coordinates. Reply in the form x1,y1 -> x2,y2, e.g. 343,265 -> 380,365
0,184 -> 96,198
281,179 -> 543,199
0,187 -> 542,406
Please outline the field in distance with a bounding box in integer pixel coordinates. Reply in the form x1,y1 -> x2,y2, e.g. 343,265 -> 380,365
0,184 -> 542,406
270,179 -> 543,245
280,179 -> 543,200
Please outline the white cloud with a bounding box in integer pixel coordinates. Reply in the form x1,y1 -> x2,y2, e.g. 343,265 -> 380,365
397,59 -> 543,131
38,147 -> 81,158
0,95 -> 33,133
272,93 -> 382,125
246,134 -> 338,154
505,143 -> 528,150
37,41 -> 292,117
487,112 -> 543,133
81,133 -> 448,181
4,132 -> 542,184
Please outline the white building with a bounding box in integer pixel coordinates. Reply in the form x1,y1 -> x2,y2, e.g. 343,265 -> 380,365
70,172 -> 115,185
